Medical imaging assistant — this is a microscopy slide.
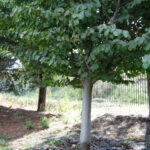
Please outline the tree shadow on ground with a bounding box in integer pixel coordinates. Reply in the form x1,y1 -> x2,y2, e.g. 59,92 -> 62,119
72,114 -> 148,140
0,105 -> 58,141
27,114 -> 150,150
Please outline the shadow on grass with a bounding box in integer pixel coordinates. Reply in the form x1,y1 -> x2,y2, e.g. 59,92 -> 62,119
0,105 -> 58,141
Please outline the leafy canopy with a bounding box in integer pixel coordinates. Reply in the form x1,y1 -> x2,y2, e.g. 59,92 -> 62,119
0,0 -> 150,86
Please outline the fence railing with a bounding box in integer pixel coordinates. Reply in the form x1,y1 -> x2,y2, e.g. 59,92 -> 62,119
92,74 -> 148,105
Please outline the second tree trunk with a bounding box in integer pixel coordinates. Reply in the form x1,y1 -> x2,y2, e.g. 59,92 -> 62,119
37,87 -> 46,112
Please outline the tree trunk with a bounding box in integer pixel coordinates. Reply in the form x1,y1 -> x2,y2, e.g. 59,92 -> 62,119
147,75 -> 150,118
80,78 -> 93,150
37,87 -> 46,112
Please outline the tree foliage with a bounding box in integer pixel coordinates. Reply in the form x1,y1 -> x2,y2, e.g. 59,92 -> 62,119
0,0 -> 149,84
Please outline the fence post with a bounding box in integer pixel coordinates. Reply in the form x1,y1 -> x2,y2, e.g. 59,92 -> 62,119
147,75 -> 150,118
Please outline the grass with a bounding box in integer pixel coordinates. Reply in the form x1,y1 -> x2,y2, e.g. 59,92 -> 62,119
0,139 -> 7,147
0,139 -> 13,150
44,137 -> 68,147
25,118 -> 33,129
40,117 -> 51,128
13,110 -> 24,120
0,86 -> 82,112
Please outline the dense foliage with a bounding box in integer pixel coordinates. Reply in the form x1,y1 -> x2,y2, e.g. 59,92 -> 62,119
0,0 -> 150,85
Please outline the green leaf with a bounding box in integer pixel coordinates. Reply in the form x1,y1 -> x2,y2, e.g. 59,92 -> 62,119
81,33 -> 86,39
74,19 -> 79,25
79,11 -> 84,19
143,54 -> 150,69
113,29 -> 122,36
89,28 -> 94,34
104,29 -> 109,37
144,44 -> 150,51
81,72 -> 88,79
91,64 -> 99,72
123,31 -> 131,39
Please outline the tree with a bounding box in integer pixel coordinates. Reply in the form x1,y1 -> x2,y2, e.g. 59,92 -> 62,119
38,84 -> 46,111
0,49 -> 18,93
0,2 -> 60,111
1,0 -> 150,149
20,64 -> 50,112
11,59 -> 60,112
17,66 -> 48,112
130,0 -> 150,118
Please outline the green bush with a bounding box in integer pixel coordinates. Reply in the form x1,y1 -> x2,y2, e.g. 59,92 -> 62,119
40,117 -> 51,128
25,119 -> 33,129
0,139 -> 7,146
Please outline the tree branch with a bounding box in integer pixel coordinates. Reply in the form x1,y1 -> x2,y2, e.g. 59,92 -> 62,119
71,40 -> 92,74
101,5 -> 111,20
110,0 -> 120,22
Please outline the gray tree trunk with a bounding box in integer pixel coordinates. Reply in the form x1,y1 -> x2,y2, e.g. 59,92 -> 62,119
80,78 -> 93,150
147,75 -> 150,118
37,87 -> 46,112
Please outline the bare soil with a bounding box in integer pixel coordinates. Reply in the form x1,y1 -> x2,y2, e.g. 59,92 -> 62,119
0,99 -> 57,141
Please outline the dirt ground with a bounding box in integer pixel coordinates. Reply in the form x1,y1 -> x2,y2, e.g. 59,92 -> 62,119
0,99 -> 58,141
0,98 -> 150,149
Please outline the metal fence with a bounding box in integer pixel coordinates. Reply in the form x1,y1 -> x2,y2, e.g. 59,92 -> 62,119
92,74 -> 148,105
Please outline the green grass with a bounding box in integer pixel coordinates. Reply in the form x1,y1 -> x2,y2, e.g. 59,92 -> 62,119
0,86 -> 82,117
0,86 -> 82,108
0,139 -> 7,147
50,86 -> 82,100
44,137 -> 68,147
40,117 -> 51,128
25,119 -> 33,130
13,110 -> 24,120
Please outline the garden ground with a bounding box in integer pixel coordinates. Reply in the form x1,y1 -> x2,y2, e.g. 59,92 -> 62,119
0,97 -> 150,150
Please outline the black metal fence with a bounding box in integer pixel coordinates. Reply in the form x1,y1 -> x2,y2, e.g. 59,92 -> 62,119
92,74 -> 148,105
